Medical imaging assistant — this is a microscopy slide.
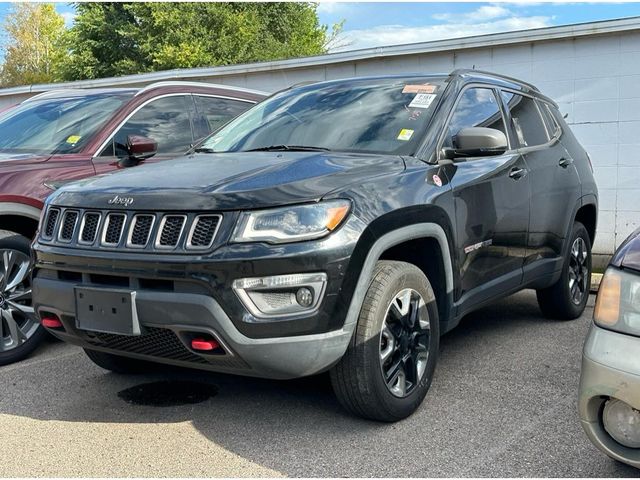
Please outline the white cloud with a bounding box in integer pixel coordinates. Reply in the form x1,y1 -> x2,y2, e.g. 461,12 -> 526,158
333,16 -> 553,52
433,5 -> 512,22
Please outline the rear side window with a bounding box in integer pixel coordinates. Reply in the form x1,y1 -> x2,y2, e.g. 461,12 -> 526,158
538,101 -> 561,139
500,92 -> 549,148
442,87 -> 507,150
192,96 -> 253,141
102,95 -> 194,157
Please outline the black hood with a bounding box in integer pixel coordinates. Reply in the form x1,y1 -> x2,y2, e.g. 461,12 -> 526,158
611,227 -> 640,273
51,151 -> 404,210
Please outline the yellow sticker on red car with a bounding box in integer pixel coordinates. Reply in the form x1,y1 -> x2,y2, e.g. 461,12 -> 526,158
66,135 -> 81,144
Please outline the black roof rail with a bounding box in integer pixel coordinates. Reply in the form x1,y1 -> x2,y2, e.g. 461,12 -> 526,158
450,68 -> 540,92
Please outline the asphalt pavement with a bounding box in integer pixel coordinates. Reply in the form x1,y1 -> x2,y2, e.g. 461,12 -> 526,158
1,290 -> 637,477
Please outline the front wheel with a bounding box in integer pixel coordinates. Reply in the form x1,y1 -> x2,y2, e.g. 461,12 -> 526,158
330,261 -> 440,422
0,231 -> 46,366
537,221 -> 592,320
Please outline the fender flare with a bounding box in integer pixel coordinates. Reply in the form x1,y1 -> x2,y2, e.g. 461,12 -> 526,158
0,201 -> 42,221
342,222 -> 453,331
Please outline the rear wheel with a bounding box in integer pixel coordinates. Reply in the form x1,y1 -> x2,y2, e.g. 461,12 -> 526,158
84,349 -> 159,374
0,231 -> 46,366
330,261 -> 440,422
537,221 -> 592,320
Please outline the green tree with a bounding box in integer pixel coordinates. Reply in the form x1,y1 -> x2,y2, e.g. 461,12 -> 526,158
62,2 -> 339,81
0,3 -> 66,87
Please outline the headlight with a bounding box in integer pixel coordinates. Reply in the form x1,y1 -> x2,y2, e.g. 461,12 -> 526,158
594,267 -> 640,336
233,200 -> 350,244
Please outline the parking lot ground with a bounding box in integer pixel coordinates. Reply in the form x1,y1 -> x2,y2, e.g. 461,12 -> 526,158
1,290 -> 637,477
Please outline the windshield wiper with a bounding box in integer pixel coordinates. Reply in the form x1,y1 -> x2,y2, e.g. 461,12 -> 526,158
193,147 -> 217,153
244,145 -> 331,152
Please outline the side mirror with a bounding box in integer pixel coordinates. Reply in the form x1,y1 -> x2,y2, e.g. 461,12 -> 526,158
443,127 -> 508,161
126,135 -> 157,162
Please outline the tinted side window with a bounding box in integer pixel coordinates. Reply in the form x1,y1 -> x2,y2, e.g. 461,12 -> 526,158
501,92 -> 549,148
193,96 -> 253,141
103,95 -> 193,157
443,87 -> 506,149
538,101 -> 561,138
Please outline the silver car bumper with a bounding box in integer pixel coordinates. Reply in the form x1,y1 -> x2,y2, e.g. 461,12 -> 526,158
579,323 -> 640,469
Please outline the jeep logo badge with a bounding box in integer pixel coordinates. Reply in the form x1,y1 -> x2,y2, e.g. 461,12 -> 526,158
107,195 -> 134,207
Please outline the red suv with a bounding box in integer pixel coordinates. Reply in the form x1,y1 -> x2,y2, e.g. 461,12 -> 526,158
0,81 -> 266,365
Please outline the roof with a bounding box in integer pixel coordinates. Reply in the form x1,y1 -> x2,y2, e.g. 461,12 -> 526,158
1,15 -> 639,98
18,81 -> 266,104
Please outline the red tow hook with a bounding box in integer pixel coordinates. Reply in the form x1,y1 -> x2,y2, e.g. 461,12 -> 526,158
41,316 -> 63,329
191,338 -> 220,352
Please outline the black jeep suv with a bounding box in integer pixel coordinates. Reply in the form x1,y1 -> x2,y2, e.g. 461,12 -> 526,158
32,70 -> 597,421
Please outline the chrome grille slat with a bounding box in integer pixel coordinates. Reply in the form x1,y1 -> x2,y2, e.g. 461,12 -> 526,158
156,215 -> 187,248
187,215 -> 222,249
79,212 -> 101,244
127,214 -> 155,248
40,208 -> 221,252
58,210 -> 79,242
44,208 -> 60,238
102,213 -> 126,246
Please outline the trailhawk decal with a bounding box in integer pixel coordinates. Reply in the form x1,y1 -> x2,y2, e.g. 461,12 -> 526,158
464,239 -> 493,254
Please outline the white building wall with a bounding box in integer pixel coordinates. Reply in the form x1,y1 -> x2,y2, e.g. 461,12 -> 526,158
1,21 -> 639,259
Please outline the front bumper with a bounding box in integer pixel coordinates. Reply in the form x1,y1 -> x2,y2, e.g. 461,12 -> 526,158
33,277 -> 355,379
579,323 -> 640,469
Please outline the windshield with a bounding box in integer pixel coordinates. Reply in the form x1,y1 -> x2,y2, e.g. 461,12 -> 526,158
0,92 -> 133,155
199,76 -> 447,155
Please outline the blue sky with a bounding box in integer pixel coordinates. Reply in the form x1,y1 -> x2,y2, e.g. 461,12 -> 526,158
317,2 -> 640,51
1,2 -> 640,53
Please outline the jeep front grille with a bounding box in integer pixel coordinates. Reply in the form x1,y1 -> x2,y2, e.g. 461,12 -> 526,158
39,207 -> 222,253
79,212 -> 101,244
187,215 -> 221,249
59,210 -> 79,242
103,213 -> 126,245
157,215 -> 186,248
43,208 -> 60,238
127,214 -> 155,248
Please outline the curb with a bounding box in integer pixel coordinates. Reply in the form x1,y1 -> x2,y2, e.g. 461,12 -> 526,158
590,273 -> 603,293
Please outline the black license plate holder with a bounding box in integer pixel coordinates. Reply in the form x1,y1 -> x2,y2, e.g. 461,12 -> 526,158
74,287 -> 140,336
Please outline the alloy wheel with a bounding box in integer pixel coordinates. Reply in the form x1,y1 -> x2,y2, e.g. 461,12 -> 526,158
0,249 -> 39,353
379,288 -> 431,398
568,237 -> 589,305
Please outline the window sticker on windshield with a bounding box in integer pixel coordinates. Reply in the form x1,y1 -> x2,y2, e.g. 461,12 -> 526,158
397,129 -> 414,141
408,93 -> 436,109
66,135 -> 82,144
403,84 -> 437,94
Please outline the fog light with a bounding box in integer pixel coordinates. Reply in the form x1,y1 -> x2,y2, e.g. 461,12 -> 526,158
233,273 -> 327,320
603,398 -> 640,448
296,287 -> 313,307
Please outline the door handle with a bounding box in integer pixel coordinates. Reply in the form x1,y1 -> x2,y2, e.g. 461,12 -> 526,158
509,167 -> 528,180
558,157 -> 574,168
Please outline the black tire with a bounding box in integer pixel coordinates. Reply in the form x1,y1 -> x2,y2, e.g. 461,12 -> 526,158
537,221 -> 592,320
330,260 -> 440,422
84,348 -> 158,374
0,230 -> 47,366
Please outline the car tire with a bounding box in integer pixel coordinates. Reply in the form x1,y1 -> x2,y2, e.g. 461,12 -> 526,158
536,221 -> 592,320
84,349 -> 158,374
330,260 -> 440,422
0,230 -> 47,366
